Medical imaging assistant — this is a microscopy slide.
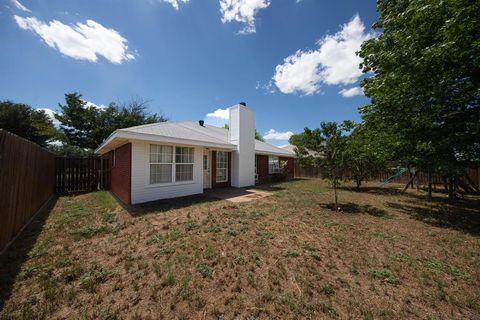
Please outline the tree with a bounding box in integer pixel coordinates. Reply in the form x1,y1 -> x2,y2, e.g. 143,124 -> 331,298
255,129 -> 265,142
0,100 -> 57,146
344,124 -> 388,191
290,121 -> 354,207
56,93 -> 167,150
223,124 -> 265,141
359,0 -> 480,198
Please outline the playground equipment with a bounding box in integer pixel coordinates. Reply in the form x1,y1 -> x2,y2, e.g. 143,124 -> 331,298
379,167 -> 408,187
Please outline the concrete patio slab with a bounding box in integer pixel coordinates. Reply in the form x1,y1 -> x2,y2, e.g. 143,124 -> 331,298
205,187 -> 273,203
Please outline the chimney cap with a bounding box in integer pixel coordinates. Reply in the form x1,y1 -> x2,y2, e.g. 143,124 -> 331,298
239,102 -> 246,106
199,120 -> 205,126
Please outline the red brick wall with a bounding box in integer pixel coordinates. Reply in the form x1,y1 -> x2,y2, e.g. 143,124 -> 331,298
280,156 -> 295,180
104,143 -> 131,205
211,151 -> 231,188
256,155 -> 295,184
256,155 -> 269,184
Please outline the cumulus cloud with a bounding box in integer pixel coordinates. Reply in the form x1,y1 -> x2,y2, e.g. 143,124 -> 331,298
36,107 -> 60,125
219,0 -> 270,34
339,86 -> 363,97
206,108 -> 229,120
273,15 -> 373,95
84,101 -> 107,110
11,0 -> 31,12
14,15 -> 135,64
204,107 -> 229,126
162,0 -> 189,10
263,129 -> 293,141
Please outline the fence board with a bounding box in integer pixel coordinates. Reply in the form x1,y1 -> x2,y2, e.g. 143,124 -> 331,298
0,130 -> 55,253
55,156 -> 109,194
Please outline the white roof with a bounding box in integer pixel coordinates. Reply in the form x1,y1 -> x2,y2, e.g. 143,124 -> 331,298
95,121 -> 295,157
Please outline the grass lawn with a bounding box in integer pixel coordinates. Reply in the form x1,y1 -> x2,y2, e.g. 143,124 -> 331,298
1,179 -> 479,319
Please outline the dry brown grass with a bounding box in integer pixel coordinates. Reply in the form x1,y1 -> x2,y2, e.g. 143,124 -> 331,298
1,179 -> 479,319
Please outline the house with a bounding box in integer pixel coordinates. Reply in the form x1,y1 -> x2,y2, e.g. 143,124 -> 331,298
95,103 -> 295,205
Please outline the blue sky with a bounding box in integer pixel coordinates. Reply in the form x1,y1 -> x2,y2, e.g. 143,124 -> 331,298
0,0 -> 378,146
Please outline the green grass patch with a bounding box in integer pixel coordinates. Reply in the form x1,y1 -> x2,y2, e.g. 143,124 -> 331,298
197,263 -> 213,278
70,226 -> 109,240
368,268 -> 398,284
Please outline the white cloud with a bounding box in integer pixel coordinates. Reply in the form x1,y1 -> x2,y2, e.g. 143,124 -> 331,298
256,80 -> 275,94
273,15 -> 373,95
36,107 -> 60,125
11,0 -> 31,12
14,15 -> 135,64
206,108 -> 229,120
219,0 -> 270,34
339,86 -> 363,97
84,101 -> 107,110
263,129 -> 293,141
162,0 -> 189,10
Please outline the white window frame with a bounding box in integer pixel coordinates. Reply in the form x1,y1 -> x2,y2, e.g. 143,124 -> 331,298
147,144 -> 195,186
216,151 -> 228,183
175,147 -> 194,182
268,156 -> 280,174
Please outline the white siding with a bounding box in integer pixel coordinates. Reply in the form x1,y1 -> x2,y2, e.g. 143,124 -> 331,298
130,140 -> 204,204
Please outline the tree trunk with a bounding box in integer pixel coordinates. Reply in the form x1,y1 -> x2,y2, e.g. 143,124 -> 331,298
402,171 -> 418,193
333,179 -> 339,209
448,176 -> 454,200
427,165 -> 432,199
356,180 -> 361,191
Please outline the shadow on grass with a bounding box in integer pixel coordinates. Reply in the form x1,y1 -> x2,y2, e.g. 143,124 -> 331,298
338,185 -> 402,196
386,197 -> 480,235
125,194 -> 220,217
253,178 -> 307,192
0,197 -> 57,311
320,202 -> 389,218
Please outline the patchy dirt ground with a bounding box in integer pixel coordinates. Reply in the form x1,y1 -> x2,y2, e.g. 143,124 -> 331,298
1,179 -> 479,319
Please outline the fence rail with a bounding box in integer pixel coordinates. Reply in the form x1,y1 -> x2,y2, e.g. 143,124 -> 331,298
0,130 -> 55,253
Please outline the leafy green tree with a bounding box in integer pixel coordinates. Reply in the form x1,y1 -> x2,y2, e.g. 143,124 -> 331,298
359,0 -> 480,198
0,100 -> 57,146
56,93 -> 167,150
290,121 -> 354,207
255,129 -> 265,142
344,124 -> 388,190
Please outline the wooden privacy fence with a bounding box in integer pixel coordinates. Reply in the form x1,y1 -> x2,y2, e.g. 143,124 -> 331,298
55,157 -> 110,194
0,130 -> 55,253
294,160 -> 480,193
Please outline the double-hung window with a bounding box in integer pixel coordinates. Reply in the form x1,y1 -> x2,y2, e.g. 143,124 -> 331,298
149,145 -> 194,184
216,151 -> 228,183
149,145 -> 173,183
268,156 -> 280,174
175,147 -> 194,181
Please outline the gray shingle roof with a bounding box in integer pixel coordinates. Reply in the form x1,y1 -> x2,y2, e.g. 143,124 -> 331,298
113,121 -> 294,157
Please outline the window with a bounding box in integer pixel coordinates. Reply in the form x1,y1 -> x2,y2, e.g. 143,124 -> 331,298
268,156 -> 280,174
216,151 -> 228,183
175,147 -> 194,181
149,145 -> 173,183
149,145 -> 194,184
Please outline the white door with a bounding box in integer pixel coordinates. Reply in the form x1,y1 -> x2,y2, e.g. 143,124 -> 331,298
203,150 -> 211,189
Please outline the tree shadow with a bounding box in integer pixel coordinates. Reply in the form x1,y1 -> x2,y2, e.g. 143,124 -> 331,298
123,194 -> 220,217
253,178 -> 306,192
0,197 -> 57,311
320,202 -> 390,218
386,197 -> 480,235
338,185 -> 402,196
